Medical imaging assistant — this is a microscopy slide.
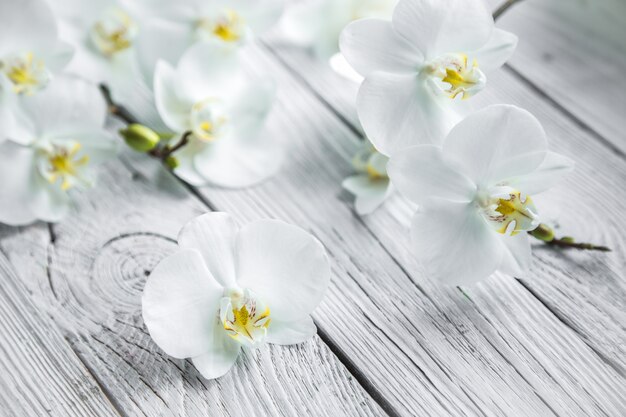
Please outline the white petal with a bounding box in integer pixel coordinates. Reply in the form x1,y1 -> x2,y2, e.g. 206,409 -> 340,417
172,139 -> 211,186
442,104 -> 547,187
240,0 -> 284,35
498,233 -> 532,277
342,175 -> 392,215
357,71 -> 461,156
136,19 -> 194,84
142,249 -> 224,359
193,128 -> 284,189
177,212 -> 239,288
236,220 -> 330,322
0,142 -> 38,225
29,175 -> 71,223
41,40 -> 75,75
266,316 -> 317,345
230,80 -> 276,138
503,151 -> 575,196
339,18 -> 422,77
154,61 -> 192,133
191,327 -> 240,379
411,199 -> 503,285
387,145 -> 476,205
392,0 -> 493,58
20,76 -> 106,137
472,29 -> 518,73
176,42 -> 246,104
0,0 -> 57,56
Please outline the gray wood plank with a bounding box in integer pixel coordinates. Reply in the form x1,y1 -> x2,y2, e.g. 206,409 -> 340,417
137,44 -> 625,416
495,0 -> 626,154
0,230 -> 120,417
0,160 -> 385,417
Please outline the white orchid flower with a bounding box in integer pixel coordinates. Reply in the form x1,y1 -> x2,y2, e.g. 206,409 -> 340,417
0,0 -> 73,97
142,212 -> 330,379
342,141 -> 393,215
387,105 -> 575,285
49,0 -> 147,84
136,0 -> 283,82
154,42 -> 283,188
281,0 -> 398,80
0,76 -> 117,226
340,0 -> 518,156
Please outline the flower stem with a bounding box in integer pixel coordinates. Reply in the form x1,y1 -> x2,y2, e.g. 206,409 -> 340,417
493,0 -> 524,20
528,224 -> 611,252
99,84 -> 138,125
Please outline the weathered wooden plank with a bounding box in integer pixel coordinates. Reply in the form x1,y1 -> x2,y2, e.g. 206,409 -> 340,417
145,44 -> 626,416
0,229 -> 119,417
495,0 -> 626,154
0,159 -> 385,417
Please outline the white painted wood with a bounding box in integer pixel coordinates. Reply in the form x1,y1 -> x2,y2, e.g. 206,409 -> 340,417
0,232 -> 119,416
0,159 -> 385,417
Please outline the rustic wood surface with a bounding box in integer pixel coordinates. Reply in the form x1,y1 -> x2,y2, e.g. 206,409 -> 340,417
1,1 -> 625,416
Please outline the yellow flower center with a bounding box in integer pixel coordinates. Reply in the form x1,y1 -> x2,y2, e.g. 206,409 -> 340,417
90,9 -> 136,57
42,143 -> 90,191
1,52 -> 50,95
190,98 -> 229,141
352,144 -> 389,180
197,10 -> 246,43
424,53 -> 486,100
220,289 -> 270,347
481,189 -> 540,236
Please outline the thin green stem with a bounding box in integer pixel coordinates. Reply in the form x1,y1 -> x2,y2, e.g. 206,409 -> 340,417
493,0 -> 524,20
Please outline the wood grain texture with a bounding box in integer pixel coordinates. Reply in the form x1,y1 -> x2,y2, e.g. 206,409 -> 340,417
0,231 -> 119,417
0,158 -> 385,417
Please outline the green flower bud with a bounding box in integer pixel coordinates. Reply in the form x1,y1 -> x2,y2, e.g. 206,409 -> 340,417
529,223 -> 555,242
560,236 -> 575,244
119,124 -> 160,152
165,155 -> 179,170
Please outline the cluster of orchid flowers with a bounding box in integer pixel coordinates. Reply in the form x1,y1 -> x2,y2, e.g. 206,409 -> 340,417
0,0 -> 609,380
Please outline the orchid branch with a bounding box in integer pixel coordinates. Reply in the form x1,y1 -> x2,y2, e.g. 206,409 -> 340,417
99,83 -> 190,170
493,0 -> 524,20
528,224 -> 611,252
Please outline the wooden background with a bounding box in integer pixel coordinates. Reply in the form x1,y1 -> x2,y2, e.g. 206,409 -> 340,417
1,0 -> 625,415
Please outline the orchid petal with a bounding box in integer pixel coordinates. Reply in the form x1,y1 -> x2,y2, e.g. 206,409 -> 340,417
142,249 -> 224,359
472,29 -> 518,73
266,316 -> 317,345
236,220 -> 330,322
154,61 -> 192,133
503,151 -> 575,196
191,328 -> 240,379
499,233 -> 532,277
342,175 -> 392,215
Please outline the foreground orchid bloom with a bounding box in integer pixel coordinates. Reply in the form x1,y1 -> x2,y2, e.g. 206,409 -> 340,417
136,0 -> 283,81
387,105 -> 574,285
142,212 -> 330,379
154,42 -> 283,187
0,77 -> 117,225
342,141 -> 393,215
340,0 -> 518,155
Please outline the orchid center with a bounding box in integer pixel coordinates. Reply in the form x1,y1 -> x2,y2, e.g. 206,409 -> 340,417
0,52 -> 51,95
422,53 -> 486,100
476,187 -> 540,236
38,142 -> 90,191
196,10 -> 247,43
190,98 -> 229,141
352,145 -> 389,180
219,288 -> 271,347
90,9 -> 137,57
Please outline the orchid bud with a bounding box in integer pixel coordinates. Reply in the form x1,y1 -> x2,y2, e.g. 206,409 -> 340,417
165,155 -> 179,170
529,223 -> 555,242
560,236 -> 575,244
119,124 -> 160,152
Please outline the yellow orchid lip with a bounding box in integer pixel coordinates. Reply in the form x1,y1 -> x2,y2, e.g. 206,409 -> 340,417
480,189 -> 540,236
90,9 -> 136,57
197,9 -> 246,43
1,52 -> 51,95
190,98 -> 229,142
423,53 -> 486,100
41,143 -> 90,191
220,288 -> 270,347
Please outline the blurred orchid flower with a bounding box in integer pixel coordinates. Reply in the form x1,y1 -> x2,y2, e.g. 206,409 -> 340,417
142,212 -> 330,379
154,42 -> 283,188
281,0 -> 398,80
387,105 -> 574,285
340,0 -> 518,155
342,141 -> 393,215
0,77 -> 117,225
136,0 -> 284,82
